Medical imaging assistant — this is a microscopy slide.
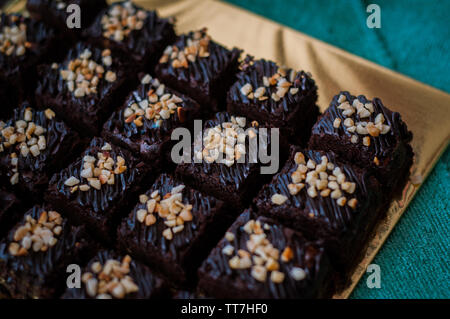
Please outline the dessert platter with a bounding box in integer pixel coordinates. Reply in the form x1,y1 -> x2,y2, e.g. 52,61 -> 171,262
0,0 -> 449,299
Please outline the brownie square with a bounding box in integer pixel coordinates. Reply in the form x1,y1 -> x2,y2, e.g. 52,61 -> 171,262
227,57 -> 319,145
62,250 -> 167,299
102,73 -> 201,164
0,205 -> 95,298
27,0 -> 107,36
0,13 -> 58,112
254,147 -> 383,275
309,91 -> 413,194
46,137 -> 151,243
0,189 -> 23,238
117,173 -> 231,284
0,104 -> 81,200
35,42 -> 134,136
155,29 -> 241,113
198,209 -> 332,299
176,112 -> 284,210
83,0 -> 175,66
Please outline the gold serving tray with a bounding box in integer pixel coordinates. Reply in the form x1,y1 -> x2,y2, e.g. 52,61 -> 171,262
4,0 -> 450,298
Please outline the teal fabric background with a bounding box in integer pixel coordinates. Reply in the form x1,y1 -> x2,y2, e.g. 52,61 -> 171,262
224,0 -> 449,298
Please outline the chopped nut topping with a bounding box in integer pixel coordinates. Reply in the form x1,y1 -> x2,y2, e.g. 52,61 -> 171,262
81,255 -> 139,299
196,116 -> 255,167
136,184 -> 193,241
101,1 -> 147,42
224,219 -> 303,284
59,48 -> 116,98
225,231 -> 235,242
271,193 -> 287,205
0,19 -> 28,57
123,74 -> 185,126
238,62 -> 301,102
333,95 -> 391,146
159,28 -> 211,67
0,108 -> 49,184
64,143 -> 126,193
286,152 -> 358,209
8,210 -> 63,256
290,267 -> 306,281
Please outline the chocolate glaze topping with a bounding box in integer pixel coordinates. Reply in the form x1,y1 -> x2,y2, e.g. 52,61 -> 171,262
0,205 -> 87,290
120,173 -> 223,262
103,78 -> 199,147
200,210 -> 328,299
180,112 -> 268,190
255,148 -> 377,232
0,13 -> 55,77
0,104 -> 77,185
157,30 -> 241,90
311,91 -> 412,161
228,57 -> 317,121
51,137 -> 143,214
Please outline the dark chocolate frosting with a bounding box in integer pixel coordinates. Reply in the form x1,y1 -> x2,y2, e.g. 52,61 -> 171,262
0,103 -> 78,187
227,57 -> 317,121
156,30 -> 241,90
84,1 -> 175,62
62,250 -> 165,299
119,173 -> 223,262
311,91 -> 412,161
0,13 -> 55,78
200,210 -> 328,299
178,112 -> 269,190
0,205 -> 89,297
50,137 -> 144,214
255,147 -> 379,233
103,77 -> 200,150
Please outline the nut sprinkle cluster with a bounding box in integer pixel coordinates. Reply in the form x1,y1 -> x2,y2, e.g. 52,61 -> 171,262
0,108 -> 53,185
223,219 -> 307,284
64,143 -> 127,192
159,28 -> 211,68
333,94 -> 391,147
123,74 -> 185,126
81,255 -> 139,299
272,152 -> 358,209
101,1 -> 147,42
59,48 -> 117,98
196,116 -> 256,167
8,210 -> 63,257
240,67 -> 299,102
136,184 -> 193,241
0,17 -> 29,57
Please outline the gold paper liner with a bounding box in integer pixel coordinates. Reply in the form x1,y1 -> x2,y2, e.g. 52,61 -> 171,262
5,0 -> 450,298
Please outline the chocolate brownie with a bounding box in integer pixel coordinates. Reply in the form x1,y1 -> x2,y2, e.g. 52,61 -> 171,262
155,29 -> 242,113
309,91 -> 413,195
0,189 -> 23,237
62,250 -> 167,299
102,73 -> 201,164
254,147 -> 383,277
117,173 -> 231,285
26,0 -> 106,36
35,42 -> 134,136
27,0 -> 107,36
0,104 -> 81,200
83,0 -> 175,67
227,57 -> 319,145
0,205 -> 95,298
176,112 -> 285,210
198,209 -> 332,299
46,137 -> 151,243
0,13 -> 58,113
